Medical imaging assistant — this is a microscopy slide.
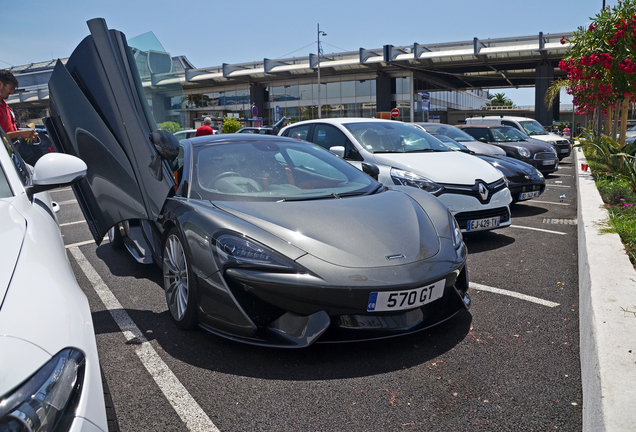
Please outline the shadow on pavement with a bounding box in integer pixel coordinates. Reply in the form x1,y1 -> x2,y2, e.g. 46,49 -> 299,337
91,307 -> 472,381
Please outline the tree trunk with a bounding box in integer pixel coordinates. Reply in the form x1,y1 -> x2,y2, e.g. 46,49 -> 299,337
605,105 -> 613,136
620,96 -> 630,147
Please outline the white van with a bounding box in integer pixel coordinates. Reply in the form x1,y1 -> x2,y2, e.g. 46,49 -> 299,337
465,116 -> 571,160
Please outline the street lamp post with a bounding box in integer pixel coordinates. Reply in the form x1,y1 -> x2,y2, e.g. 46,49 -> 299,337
317,24 -> 326,119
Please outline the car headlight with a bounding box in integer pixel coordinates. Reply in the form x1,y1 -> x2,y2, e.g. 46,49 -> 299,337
0,349 -> 85,432
535,168 -> 544,179
449,211 -> 463,249
214,234 -> 295,270
548,140 -> 556,145
390,168 -> 444,195
516,147 -> 531,158
495,169 -> 509,187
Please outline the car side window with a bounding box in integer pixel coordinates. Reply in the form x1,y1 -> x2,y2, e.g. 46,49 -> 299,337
463,128 -> 489,141
284,125 -> 311,141
1,128 -> 29,187
311,124 -> 348,150
502,120 -> 520,130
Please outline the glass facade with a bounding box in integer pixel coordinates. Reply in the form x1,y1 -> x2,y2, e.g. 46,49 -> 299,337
185,74 -> 488,125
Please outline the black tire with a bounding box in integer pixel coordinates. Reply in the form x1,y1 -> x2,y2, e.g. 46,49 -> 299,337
101,367 -> 121,432
107,225 -> 124,250
163,228 -> 198,330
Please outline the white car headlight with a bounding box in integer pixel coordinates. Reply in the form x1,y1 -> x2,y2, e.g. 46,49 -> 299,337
0,349 -> 85,432
517,147 -> 531,158
390,168 -> 444,195
535,168 -> 544,179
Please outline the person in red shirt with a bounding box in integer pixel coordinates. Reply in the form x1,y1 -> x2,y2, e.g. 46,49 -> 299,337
195,117 -> 215,136
0,70 -> 37,141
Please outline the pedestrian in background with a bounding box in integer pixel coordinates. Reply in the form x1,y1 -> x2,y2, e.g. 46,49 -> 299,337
0,70 -> 38,141
196,117 -> 215,137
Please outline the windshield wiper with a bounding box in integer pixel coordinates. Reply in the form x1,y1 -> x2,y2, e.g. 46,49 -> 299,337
277,193 -> 339,202
404,148 -> 443,153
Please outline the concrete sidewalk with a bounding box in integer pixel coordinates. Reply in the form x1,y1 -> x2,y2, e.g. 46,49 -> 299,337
576,147 -> 636,431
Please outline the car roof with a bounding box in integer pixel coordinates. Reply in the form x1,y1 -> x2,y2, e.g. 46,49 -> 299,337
458,124 -> 508,129
185,133 -> 299,148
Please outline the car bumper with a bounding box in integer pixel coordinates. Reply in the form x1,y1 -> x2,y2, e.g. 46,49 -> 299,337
509,181 -> 546,202
438,188 -> 512,232
196,250 -> 468,348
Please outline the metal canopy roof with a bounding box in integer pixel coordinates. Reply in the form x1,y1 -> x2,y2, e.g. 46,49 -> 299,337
7,31 -> 572,106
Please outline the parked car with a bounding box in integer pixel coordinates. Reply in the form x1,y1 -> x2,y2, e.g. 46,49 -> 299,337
430,134 -> 545,203
465,116 -> 572,159
44,19 -> 471,348
173,129 -> 198,140
0,126 -> 108,430
14,127 -> 57,166
411,122 -> 506,156
456,124 -> 559,174
280,118 -> 513,232
237,117 -> 287,135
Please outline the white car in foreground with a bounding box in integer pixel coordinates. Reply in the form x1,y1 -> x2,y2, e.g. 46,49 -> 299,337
280,118 -> 512,232
0,127 -> 108,431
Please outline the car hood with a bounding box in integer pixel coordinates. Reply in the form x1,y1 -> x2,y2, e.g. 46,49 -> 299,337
462,141 -> 507,156
372,151 -> 503,185
213,190 -> 441,268
477,155 -> 543,180
0,200 -> 26,305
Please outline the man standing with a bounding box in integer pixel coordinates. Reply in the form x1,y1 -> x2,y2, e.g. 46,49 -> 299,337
0,70 -> 37,140
196,117 -> 215,137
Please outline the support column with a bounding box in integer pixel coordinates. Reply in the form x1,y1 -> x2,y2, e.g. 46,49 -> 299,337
250,84 -> 267,122
376,74 -> 394,113
535,62 -> 555,126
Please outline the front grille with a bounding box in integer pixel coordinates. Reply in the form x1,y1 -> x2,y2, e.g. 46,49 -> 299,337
441,178 -> 507,204
454,207 -> 511,228
534,152 -> 557,160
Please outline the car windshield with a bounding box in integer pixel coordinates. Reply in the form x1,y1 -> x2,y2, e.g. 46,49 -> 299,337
191,140 -> 378,201
519,120 -> 548,136
491,127 -> 525,142
345,122 -> 450,153
420,124 -> 476,143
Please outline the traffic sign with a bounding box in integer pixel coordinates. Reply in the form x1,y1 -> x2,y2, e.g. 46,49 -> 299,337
252,106 -> 258,117
391,108 -> 400,118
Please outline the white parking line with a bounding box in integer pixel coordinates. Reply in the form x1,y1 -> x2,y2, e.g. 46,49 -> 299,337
65,239 -> 98,248
60,220 -> 86,227
532,201 -> 570,206
510,225 -> 567,235
69,247 -> 219,432
469,282 -> 560,307
56,199 -> 78,205
546,184 -> 571,188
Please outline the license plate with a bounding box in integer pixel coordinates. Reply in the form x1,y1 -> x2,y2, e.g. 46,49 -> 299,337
367,279 -> 445,312
519,190 -> 541,200
543,159 -> 556,165
466,216 -> 500,231
560,148 -> 570,153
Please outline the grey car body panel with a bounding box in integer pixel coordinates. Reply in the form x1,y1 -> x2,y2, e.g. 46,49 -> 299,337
46,18 -> 175,244
213,189 -> 441,268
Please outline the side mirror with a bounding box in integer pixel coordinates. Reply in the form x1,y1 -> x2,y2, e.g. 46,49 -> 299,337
478,137 -> 489,143
26,153 -> 87,199
361,162 -> 380,181
329,146 -> 345,158
149,129 -> 179,162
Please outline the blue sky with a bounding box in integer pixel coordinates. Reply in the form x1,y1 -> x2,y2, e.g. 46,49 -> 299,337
0,0 -> 618,106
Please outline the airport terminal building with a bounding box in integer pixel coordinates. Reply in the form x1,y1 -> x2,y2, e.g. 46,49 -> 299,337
6,31 -> 572,129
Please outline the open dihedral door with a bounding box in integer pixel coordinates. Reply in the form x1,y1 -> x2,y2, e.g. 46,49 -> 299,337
46,18 -> 175,245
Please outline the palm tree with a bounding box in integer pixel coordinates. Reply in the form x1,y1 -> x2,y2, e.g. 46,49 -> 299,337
487,92 -> 514,106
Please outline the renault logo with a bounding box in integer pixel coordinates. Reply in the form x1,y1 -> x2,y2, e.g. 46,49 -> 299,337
478,183 -> 489,201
